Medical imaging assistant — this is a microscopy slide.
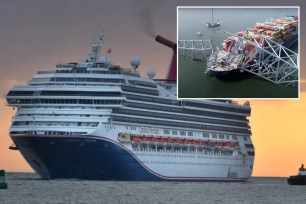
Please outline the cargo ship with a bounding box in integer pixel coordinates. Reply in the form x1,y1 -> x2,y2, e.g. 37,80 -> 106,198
207,15 -> 298,78
6,34 -> 254,181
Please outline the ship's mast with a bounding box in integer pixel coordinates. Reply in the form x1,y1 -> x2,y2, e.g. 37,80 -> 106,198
88,30 -> 110,63
212,8 -> 214,24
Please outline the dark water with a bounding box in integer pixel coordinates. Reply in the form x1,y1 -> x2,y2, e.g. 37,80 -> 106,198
0,173 -> 305,203
178,8 -> 298,98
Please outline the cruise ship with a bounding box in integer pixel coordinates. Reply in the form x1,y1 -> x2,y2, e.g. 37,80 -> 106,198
6,34 -> 254,181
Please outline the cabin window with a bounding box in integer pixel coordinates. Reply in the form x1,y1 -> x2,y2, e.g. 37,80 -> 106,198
172,130 -> 177,135
188,132 -> 193,136
202,132 -> 209,138
212,133 -> 217,138
163,129 -> 170,134
180,131 -> 186,136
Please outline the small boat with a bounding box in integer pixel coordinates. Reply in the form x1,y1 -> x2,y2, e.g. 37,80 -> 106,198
288,164 -> 306,185
195,32 -> 203,36
207,8 -> 220,28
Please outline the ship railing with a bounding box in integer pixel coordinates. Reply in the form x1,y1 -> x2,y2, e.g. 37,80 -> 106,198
37,69 -> 139,76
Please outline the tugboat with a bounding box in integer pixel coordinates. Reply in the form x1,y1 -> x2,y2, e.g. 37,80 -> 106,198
287,164 -> 306,185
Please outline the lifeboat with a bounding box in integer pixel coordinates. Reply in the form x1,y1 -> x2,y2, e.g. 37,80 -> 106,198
142,137 -> 151,142
198,141 -> 206,145
222,142 -> 236,150
183,139 -> 191,144
168,138 -> 175,143
214,142 -> 223,149
191,140 -> 199,145
131,136 -> 141,142
151,137 -> 159,142
158,138 -> 168,143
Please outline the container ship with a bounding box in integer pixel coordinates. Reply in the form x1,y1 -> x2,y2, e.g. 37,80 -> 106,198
207,15 -> 298,77
6,34 -> 254,181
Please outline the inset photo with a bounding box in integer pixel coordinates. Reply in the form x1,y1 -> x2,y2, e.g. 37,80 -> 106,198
177,7 -> 299,99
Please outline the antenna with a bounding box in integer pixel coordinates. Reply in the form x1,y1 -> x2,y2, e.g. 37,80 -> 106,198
89,28 -> 110,63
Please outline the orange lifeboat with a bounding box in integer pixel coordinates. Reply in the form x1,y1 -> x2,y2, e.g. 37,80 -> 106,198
183,139 -> 191,144
159,138 -> 168,143
142,137 -> 151,142
214,142 -> 223,149
223,142 -> 236,149
131,136 -> 141,142
168,138 -> 175,143
198,141 -> 205,145
191,140 -> 199,145
151,137 -> 159,142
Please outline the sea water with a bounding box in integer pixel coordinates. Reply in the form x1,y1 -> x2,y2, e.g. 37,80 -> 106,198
0,173 -> 305,204
178,8 -> 299,98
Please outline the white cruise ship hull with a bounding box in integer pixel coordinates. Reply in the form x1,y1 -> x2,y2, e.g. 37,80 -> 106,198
11,124 -> 253,181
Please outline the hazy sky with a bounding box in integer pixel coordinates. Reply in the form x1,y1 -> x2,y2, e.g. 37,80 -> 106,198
0,0 -> 306,177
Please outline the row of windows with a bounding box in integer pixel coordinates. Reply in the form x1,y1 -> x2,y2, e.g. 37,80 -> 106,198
112,116 -> 251,134
17,114 -> 105,118
247,151 -> 255,156
125,94 -> 180,106
7,98 -> 122,105
245,144 -> 254,148
147,161 -> 244,167
50,78 -> 125,83
134,145 -> 236,154
126,102 -> 247,121
38,69 -> 139,77
12,121 -> 99,127
133,149 -> 235,160
10,131 -> 87,135
121,85 -> 159,96
128,80 -> 157,88
185,101 -> 251,115
134,151 -> 237,158
113,108 -> 248,128
7,91 -> 122,97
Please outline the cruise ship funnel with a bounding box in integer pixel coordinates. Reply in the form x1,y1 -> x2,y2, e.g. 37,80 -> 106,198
155,35 -> 177,80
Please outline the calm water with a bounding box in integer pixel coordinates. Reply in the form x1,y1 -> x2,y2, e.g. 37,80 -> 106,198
0,173 -> 305,203
178,8 -> 298,98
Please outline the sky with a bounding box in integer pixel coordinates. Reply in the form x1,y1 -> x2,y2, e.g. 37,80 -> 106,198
0,0 -> 306,177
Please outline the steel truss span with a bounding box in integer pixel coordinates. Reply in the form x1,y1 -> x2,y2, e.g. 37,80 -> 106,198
178,40 -> 213,61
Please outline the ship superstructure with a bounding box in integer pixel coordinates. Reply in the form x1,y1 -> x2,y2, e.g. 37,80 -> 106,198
6,34 -> 254,181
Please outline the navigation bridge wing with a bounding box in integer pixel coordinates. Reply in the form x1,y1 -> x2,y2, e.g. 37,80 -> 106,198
178,40 -> 213,61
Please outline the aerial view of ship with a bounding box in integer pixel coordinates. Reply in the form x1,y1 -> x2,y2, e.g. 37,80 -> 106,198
6,34 -> 254,181
206,15 -> 298,78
